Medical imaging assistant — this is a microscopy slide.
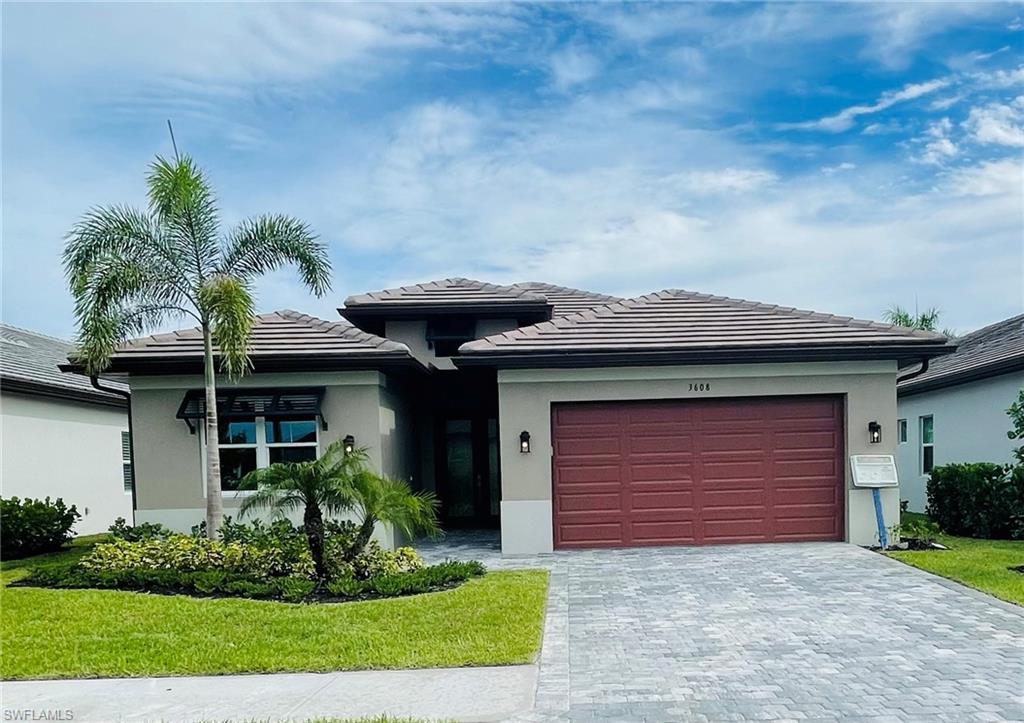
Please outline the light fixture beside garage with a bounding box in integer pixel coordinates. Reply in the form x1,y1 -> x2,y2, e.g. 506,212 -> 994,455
868,421 -> 882,444
520,430 -> 531,453
343,434 -> 355,454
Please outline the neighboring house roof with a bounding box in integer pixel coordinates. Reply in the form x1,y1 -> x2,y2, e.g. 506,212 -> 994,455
897,313 -> 1024,396
457,289 -> 953,367
341,278 -> 552,319
74,310 -> 422,375
0,323 -> 127,407
512,282 -> 623,317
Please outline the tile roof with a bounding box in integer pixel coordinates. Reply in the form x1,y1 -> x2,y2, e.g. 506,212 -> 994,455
512,282 -> 623,317
898,313 -> 1024,395
458,289 -> 953,365
343,278 -> 550,311
99,310 -> 419,374
0,323 -> 127,404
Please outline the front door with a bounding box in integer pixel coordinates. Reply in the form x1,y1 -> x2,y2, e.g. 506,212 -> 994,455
439,416 -> 500,527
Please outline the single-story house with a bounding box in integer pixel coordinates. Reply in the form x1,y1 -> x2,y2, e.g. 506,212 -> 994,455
1,323 -> 133,535
70,279 -> 953,553
896,314 -> 1023,513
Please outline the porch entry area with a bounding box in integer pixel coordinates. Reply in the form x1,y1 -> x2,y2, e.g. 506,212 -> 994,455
428,370 -> 501,529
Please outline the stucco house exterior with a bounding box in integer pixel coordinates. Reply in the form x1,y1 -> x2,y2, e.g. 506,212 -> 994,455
896,314 -> 1023,513
69,279 -> 953,553
1,324 -> 133,535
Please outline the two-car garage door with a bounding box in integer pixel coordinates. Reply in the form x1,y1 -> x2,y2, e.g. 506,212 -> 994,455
551,396 -> 845,548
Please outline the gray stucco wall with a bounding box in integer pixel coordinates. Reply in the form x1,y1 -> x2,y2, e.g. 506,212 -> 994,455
497,361 -> 900,553
896,371 -> 1023,513
129,371 -> 403,544
1,392 -> 132,535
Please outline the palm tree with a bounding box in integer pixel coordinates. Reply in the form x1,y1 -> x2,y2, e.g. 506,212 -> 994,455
238,443 -> 438,580
64,148 -> 331,539
883,304 -> 957,338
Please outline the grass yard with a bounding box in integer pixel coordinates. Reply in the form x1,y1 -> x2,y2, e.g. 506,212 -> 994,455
0,539 -> 549,680
887,512 -> 1024,606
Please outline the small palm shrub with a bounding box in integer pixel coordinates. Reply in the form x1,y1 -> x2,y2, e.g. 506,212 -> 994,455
1,497 -> 80,559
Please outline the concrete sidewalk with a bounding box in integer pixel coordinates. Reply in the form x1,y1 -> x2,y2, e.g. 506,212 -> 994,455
0,665 -> 537,722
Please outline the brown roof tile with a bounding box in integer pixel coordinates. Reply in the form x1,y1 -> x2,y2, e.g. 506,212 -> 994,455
343,278 -> 550,310
512,282 -> 623,317
898,314 -> 1024,394
458,289 -> 952,365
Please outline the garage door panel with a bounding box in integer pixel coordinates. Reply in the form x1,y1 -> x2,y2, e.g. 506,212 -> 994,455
630,489 -> 695,510
556,492 -> 622,513
631,520 -> 696,543
555,464 -> 621,484
552,396 -> 844,549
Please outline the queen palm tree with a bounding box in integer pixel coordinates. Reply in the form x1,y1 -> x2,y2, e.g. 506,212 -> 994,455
64,146 -> 331,539
238,443 -> 438,581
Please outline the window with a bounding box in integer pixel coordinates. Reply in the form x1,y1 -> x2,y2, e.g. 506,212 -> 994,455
121,431 -> 133,493
920,415 -> 934,475
897,419 -> 908,444
426,317 -> 476,357
206,416 -> 319,491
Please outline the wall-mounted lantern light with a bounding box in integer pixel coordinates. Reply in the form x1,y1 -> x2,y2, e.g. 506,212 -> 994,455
868,421 -> 882,444
519,430 -> 531,454
343,434 -> 355,455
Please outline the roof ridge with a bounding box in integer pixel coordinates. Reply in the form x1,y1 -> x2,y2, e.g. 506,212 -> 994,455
0,322 -> 72,345
957,313 -> 1024,343
274,309 -> 411,353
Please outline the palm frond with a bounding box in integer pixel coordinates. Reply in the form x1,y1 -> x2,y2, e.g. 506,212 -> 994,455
199,274 -> 255,380
220,214 -> 332,296
146,155 -> 221,279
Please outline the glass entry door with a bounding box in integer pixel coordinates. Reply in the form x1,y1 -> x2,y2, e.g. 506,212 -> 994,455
440,416 -> 499,527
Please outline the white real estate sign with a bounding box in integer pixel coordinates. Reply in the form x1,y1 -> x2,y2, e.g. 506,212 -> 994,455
850,454 -> 899,488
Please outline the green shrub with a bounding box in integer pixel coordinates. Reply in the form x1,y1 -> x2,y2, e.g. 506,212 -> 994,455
79,536 -> 304,577
927,463 -> 1024,539
0,497 -> 80,559
108,517 -> 173,542
352,542 -> 425,579
22,558 -> 486,603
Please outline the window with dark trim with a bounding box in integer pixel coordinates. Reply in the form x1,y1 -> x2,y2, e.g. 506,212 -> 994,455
205,416 -> 319,491
920,415 -> 934,475
897,419 -> 908,444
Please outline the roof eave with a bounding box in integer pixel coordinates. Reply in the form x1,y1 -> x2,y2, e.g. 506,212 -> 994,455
0,375 -> 128,408
454,343 -> 956,369
897,356 -> 1024,397
63,352 -> 429,377
339,301 -> 553,321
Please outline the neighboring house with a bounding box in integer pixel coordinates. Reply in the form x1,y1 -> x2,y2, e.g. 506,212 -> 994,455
68,279 -> 952,552
1,324 -> 133,535
896,314 -> 1024,513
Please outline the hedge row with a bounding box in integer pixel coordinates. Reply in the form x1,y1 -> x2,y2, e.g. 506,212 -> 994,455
927,463 -> 1024,539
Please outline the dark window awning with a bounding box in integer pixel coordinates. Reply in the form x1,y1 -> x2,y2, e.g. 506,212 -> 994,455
175,387 -> 327,433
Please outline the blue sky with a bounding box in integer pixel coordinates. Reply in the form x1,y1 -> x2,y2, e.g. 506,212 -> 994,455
2,2 -> 1022,338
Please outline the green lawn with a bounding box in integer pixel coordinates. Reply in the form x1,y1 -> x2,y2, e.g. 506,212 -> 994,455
1,539 -> 549,680
886,512 -> 1024,606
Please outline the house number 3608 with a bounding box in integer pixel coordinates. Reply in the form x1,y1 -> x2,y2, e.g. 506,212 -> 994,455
688,382 -> 711,392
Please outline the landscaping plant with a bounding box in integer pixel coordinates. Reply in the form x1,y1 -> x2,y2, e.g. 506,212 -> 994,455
63,142 -> 332,539
0,497 -> 80,559
926,462 -> 1024,539
238,442 -> 439,580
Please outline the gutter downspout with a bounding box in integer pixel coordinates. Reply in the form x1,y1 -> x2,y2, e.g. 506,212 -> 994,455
90,376 -> 136,520
896,358 -> 930,384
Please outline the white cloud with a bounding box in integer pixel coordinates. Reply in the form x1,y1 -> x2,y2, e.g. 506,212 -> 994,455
821,162 -> 857,175
548,46 -> 602,91
972,65 -> 1024,89
945,159 -> 1023,197
665,168 -> 779,194
964,99 -> 1024,147
917,118 -> 959,165
781,78 -> 950,132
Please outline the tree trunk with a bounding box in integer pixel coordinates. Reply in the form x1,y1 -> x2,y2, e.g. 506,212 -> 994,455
345,516 -> 376,562
304,502 -> 327,581
202,324 -> 224,540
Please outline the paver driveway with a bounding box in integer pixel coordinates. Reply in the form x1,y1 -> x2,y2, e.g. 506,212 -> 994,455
424,537 -> 1024,722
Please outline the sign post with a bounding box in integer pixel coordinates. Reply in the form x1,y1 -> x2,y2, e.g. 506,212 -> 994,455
850,454 -> 899,549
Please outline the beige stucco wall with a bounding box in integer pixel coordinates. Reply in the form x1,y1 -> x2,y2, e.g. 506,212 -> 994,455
129,371 -> 403,545
497,361 -> 900,553
1,392 -> 132,535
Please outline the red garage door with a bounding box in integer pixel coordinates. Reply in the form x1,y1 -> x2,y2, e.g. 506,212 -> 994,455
551,396 -> 845,548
